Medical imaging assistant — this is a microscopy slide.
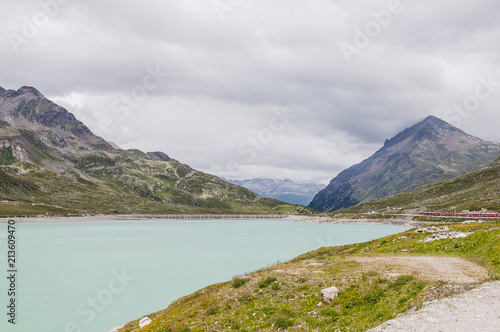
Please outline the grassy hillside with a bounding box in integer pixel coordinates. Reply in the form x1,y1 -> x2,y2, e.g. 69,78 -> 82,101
0,162 -> 289,217
120,220 -> 500,331
0,87 -> 294,217
336,156 -> 500,215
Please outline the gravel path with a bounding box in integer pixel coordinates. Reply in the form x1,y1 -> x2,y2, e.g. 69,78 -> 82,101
351,255 -> 489,284
369,281 -> 500,332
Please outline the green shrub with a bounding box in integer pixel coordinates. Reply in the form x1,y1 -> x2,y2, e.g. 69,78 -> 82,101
258,276 -> 277,288
232,277 -> 249,288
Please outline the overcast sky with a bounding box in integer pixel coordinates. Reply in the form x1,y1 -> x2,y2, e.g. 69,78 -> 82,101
2,0 -> 500,184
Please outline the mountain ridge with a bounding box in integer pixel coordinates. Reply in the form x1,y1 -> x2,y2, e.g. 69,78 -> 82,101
309,115 -> 500,212
0,86 -> 286,216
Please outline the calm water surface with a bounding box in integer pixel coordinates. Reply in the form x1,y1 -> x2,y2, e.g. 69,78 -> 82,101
0,219 -> 408,332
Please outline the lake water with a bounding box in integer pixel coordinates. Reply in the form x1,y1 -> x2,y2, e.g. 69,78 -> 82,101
0,219 -> 408,332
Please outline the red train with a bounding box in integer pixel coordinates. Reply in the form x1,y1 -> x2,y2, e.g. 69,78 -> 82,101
421,212 -> 500,218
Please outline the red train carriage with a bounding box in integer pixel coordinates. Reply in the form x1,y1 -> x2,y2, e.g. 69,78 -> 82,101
420,212 -> 499,218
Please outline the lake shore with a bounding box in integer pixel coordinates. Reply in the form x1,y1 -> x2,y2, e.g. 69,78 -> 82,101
283,215 -> 422,227
0,214 -> 421,227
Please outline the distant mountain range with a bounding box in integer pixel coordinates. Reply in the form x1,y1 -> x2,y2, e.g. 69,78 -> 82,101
309,116 -> 500,212
227,178 -> 325,206
0,86 -> 285,216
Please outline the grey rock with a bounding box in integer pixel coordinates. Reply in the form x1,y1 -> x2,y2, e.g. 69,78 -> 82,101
423,231 -> 473,243
416,226 -> 450,233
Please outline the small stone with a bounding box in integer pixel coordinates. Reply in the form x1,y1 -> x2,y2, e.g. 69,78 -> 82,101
423,316 -> 439,322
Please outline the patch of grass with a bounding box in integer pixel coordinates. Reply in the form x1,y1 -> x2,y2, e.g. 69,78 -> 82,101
389,275 -> 414,290
0,147 -> 16,165
274,317 -> 294,329
205,306 -> 218,316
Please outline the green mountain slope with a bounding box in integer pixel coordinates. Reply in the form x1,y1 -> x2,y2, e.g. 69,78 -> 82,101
0,86 -> 285,216
339,156 -> 500,214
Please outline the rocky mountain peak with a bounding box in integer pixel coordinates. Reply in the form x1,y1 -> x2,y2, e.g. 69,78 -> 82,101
18,86 -> 45,97
309,115 -> 500,212
422,114 -> 448,126
0,86 -> 45,99
381,116 -> 464,151
0,86 -> 113,158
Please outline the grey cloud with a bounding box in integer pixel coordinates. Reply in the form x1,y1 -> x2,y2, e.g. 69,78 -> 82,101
1,0 -> 499,183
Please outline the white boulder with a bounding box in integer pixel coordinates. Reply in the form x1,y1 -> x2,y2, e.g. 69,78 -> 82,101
139,317 -> 152,328
321,286 -> 339,303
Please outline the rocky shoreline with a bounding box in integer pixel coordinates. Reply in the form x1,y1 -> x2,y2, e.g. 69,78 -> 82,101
283,215 -> 422,228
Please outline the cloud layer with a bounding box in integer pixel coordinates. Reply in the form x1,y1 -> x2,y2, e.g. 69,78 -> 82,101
2,0 -> 500,183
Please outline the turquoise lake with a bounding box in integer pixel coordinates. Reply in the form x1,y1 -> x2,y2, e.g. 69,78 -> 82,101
0,219 -> 408,332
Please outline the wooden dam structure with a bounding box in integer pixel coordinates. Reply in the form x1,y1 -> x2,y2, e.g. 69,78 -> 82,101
118,214 -> 290,220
